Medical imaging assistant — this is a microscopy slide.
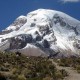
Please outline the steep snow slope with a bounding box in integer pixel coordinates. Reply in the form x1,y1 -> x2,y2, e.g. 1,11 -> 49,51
0,9 -> 80,57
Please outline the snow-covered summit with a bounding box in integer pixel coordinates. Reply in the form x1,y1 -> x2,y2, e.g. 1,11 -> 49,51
0,9 -> 80,57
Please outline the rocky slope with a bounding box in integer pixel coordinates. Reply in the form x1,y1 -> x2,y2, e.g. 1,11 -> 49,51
0,9 -> 80,57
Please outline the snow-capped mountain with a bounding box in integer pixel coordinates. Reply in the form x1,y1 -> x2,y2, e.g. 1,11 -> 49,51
0,9 -> 80,57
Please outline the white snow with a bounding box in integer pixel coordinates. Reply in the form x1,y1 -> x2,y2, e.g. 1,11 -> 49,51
23,43 -> 37,49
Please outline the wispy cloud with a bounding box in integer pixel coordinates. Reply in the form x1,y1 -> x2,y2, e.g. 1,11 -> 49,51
60,0 -> 80,3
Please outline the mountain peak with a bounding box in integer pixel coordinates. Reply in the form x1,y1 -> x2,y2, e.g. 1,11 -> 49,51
0,9 -> 80,57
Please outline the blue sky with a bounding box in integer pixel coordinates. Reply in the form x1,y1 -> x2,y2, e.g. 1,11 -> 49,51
0,0 -> 80,31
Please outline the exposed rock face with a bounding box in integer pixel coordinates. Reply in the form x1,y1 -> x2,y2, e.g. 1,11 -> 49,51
42,39 -> 50,48
0,9 -> 80,57
34,31 -> 42,41
9,34 -> 33,49
53,14 -> 66,27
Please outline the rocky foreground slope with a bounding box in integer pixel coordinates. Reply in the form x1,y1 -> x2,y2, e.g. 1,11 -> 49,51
0,9 -> 80,57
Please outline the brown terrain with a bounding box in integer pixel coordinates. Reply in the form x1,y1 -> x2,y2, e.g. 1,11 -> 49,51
50,59 -> 80,80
